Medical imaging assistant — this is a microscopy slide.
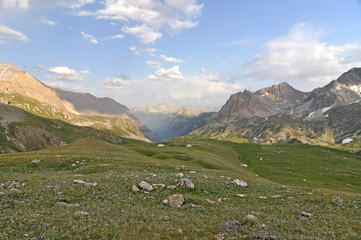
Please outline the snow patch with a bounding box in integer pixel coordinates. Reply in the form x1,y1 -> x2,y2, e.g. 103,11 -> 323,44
308,111 -> 315,118
350,85 -> 361,94
342,138 -> 353,144
322,107 -> 331,113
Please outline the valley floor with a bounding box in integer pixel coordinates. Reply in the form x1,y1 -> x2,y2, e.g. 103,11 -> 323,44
0,138 -> 360,239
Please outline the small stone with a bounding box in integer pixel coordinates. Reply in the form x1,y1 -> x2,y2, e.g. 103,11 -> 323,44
190,203 -> 201,208
31,159 -> 41,164
214,233 -> 225,240
233,179 -> 248,187
165,194 -> 185,208
167,185 -> 177,189
178,228 -> 183,233
189,171 -> 196,174
73,180 -> 86,184
240,164 -> 248,167
28,236 -> 45,240
85,182 -> 97,187
256,236 -> 276,240
132,185 -> 140,192
157,144 -> 165,147
245,214 -> 257,221
67,203 -> 80,207
75,211 -> 89,216
139,181 -> 153,191
206,199 -> 215,204
162,199 -> 169,205
203,175 -> 208,179
259,196 -> 267,199
186,144 -> 192,148
303,179 -> 307,182
217,198 -> 222,203
152,183 -> 166,189
56,201 -> 68,207
71,164 -> 76,167
179,178 -> 195,189
222,220 -> 241,234
271,195 -> 281,198
300,211 -> 312,218
236,194 -> 247,198
176,173 -> 184,178
332,196 -> 343,204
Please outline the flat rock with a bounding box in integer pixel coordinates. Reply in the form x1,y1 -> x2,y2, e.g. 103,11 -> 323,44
75,211 -> 89,216
222,220 -> 241,234
233,179 -> 248,187
206,199 -> 215,204
157,144 -> 165,148
179,178 -> 194,189
167,185 -> 177,189
164,194 -> 185,208
186,144 -> 192,148
189,171 -> 197,174
236,194 -> 247,198
152,183 -> 166,189
139,181 -> 153,191
240,164 -> 248,167
332,196 -> 343,204
73,180 -> 86,184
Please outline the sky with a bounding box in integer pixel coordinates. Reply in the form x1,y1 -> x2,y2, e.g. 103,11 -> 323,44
1,0 -> 361,108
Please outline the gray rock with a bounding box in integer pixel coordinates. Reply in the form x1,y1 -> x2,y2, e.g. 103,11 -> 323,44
332,196 -> 343,204
164,194 -> 185,208
85,182 -> 97,187
176,173 -> 184,178
233,179 -> 248,187
75,211 -> 89,216
139,181 -> 153,191
206,199 -> 215,204
28,236 -> 45,240
300,211 -> 313,218
179,178 -> 195,189
240,164 -> 248,167
31,159 -> 41,164
236,194 -> 247,198
73,180 -> 86,184
222,220 -> 241,234
189,171 -> 197,174
132,185 -> 140,192
167,185 -> 177,189
152,183 -> 166,189
67,203 -> 81,207
56,201 -> 68,207
245,214 -> 257,221
186,144 -> 192,148
157,144 -> 165,147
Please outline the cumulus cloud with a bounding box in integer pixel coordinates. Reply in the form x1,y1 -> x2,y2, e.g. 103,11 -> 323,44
0,25 -> 29,43
158,54 -> 183,63
101,74 -> 133,89
40,16 -> 56,26
104,34 -> 124,40
242,23 -> 361,91
44,81 -> 86,91
0,0 -> 29,10
93,0 -> 203,44
47,66 -> 90,81
148,65 -> 183,81
123,24 -> 162,44
81,31 -> 98,44
129,45 -> 157,56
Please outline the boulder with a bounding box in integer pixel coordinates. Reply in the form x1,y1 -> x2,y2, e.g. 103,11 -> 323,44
222,220 -> 241,234
179,178 -> 195,189
233,179 -> 248,187
139,181 -> 153,191
164,194 -> 185,208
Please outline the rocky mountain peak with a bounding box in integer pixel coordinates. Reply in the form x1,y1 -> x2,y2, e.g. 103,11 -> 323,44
336,67 -> 361,87
0,62 -> 24,81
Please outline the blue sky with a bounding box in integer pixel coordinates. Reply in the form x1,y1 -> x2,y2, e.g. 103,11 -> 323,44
1,0 -> 361,108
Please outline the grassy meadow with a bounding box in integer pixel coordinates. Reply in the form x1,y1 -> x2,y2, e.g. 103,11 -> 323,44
0,137 -> 360,239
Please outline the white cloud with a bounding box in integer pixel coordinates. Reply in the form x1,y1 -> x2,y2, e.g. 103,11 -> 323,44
40,16 -> 56,26
129,45 -> 157,56
101,75 -> 133,89
47,66 -> 90,82
0,0 -> 29,10
123,24 -> 162,44
105,34 -> 124,40
0,25 -> 29,43
32,65 -> 45,72
158,54 -> 183,63
150,65 -> 183,81
242,23 -> 361,91
44,81 -> 86,91
93,0 -> 203,44
81,31 -> 98,44
33,0 -> 93,9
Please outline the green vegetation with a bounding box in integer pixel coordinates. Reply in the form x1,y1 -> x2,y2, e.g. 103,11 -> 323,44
0,138 -> 360,239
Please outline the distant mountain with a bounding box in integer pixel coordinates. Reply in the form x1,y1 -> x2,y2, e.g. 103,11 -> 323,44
132,104 -> 216,141
53,88 -> 157,142
0,62 -> 150,151
193,68 -> 361,145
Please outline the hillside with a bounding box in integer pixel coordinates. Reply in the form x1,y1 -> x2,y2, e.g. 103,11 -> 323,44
193,68 -> 361,147
0,138 -> 359,239
0,62 -> 150,146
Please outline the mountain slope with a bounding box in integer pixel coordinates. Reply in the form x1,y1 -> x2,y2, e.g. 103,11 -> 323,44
54,88 -> 158,141
194,68 -> 361,146
0,62 -> 149,145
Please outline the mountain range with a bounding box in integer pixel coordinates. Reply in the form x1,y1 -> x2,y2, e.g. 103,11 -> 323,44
193,68 -> 361,146
2,61 -> 361,152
